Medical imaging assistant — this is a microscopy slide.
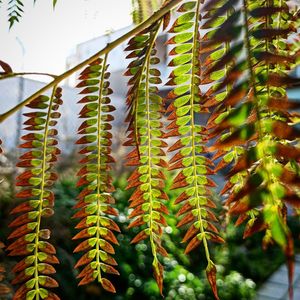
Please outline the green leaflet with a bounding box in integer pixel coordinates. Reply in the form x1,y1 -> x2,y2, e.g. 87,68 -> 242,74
172,22 -> 194,33
169,53 -> 192,66
178,1 -> 197,12
171,43 -> 193,55
176,12 -> 195,24
172,74 -> 192,85
172,85 -> 190,96
174,95 -> 191,107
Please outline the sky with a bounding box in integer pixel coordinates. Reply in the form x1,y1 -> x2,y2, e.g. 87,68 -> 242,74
0,0 -> 132,81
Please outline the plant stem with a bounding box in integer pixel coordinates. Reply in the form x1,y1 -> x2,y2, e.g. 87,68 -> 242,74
33,84 -> 58,299
0,72 -> 57,80
95,54 -> 108,283
144,20 -> 162,266
190,0 -> 211,264
0,0 -> 182,124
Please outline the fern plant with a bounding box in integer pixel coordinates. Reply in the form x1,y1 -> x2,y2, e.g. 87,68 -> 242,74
0,0 -> 300,299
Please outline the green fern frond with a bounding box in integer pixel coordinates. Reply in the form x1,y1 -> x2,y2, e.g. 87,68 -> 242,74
73,56 -> 119,293
5,0 -> 59,27
8,87 -> 63,300
124,20 -> 169,295
8,0 -> 24,28
165,1 -> 223,298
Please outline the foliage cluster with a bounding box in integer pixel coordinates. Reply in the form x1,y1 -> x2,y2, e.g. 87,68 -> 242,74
0,0 -> 300,299
2,173 -> 289,299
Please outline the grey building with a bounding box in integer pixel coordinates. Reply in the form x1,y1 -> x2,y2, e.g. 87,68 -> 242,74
0,77 -> 79,151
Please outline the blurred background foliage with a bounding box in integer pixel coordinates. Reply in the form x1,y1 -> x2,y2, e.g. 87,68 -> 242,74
0,153 -> 299,299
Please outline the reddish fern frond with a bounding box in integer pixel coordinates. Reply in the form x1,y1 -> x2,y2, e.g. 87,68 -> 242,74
201,1 -> 248,238
73,55 -> 119,293
205,0 -> 299,293
165,1 -> 223,298
201,2 -> 244,178
124,19 -> 169,295
9,88 -> 62,300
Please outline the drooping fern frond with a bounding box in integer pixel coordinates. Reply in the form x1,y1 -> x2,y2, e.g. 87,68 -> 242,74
8,0 -> 24,28
205,0 -> 300,294
124,19 -> 169,294
73,56 -> 119,293
201,0 -> 242,178
164,1 -> 223,298
4,0 -> 59,28
8,87 -> 63,300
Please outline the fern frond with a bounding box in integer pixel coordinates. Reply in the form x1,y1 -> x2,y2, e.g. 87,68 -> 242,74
8,0 -> 24,28
73,56 -> 119,293
165,1 -> 223,298
124,19 -> 169,295
205,0 -> 299,293
8,87 -> 62,300
201,2 -> 242,177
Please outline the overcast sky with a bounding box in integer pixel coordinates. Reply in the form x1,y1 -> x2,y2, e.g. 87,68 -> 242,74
0,0 -> 132,81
